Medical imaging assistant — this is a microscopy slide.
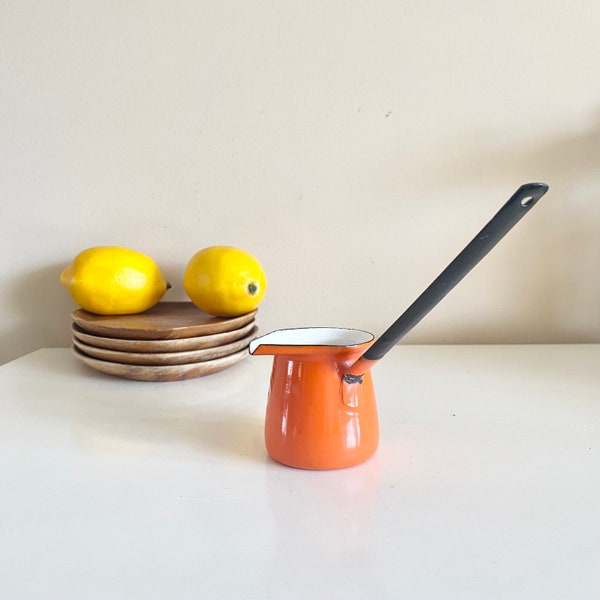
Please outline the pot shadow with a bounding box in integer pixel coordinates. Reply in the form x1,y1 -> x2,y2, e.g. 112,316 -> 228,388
94,409 -> 267,464
80,411 -> 267,465
17,355 -> 268,463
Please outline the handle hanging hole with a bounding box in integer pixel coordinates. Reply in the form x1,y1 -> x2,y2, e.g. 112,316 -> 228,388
520,196 -> 534,207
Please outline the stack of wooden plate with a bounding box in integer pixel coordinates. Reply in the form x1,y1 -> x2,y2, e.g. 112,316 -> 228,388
70,302 -> 258,382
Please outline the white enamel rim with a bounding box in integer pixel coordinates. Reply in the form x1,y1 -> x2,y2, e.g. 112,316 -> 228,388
249,327 -> 374,354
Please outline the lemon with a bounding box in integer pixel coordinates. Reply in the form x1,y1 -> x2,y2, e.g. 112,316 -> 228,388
184,246 -> 267,317
60,246 -> 170,315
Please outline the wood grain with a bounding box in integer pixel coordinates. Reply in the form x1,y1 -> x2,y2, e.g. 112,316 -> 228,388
71,345 -> 250,381
71,320 -> 256,352
72,327 -> 257,366
71,302 -> 257,340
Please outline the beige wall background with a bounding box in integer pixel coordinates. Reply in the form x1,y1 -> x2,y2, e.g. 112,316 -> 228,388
1,1 -> 599,365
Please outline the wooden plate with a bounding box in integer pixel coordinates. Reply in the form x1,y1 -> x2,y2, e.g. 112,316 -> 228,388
71,345 -> 249,382
72,326 -> 257,366
71,320 -> 256,352
71,302 -> 257,340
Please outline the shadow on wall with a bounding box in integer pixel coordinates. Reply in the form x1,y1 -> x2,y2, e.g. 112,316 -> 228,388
2,264 -> 74,365
1,260 -> 186,365
399,118 -> 600,344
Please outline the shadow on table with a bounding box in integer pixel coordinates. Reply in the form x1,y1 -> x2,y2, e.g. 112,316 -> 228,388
19,353 -> 269,463
76,395 -> 268,464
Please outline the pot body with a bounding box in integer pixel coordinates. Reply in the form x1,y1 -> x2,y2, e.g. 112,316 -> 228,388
251,329 -> 378,470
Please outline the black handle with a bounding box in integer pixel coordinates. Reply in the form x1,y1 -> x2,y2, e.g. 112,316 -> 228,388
360,182 -> 549,363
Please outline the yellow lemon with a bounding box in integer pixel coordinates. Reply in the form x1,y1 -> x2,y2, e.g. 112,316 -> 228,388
60,246 -> 170,315
184,246 -> 267,317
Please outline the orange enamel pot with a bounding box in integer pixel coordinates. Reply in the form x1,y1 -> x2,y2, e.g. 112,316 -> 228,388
249,328 -> 378,470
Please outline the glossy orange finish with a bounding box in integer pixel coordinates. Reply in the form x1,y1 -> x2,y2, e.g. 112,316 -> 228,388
252,336 -> 378,470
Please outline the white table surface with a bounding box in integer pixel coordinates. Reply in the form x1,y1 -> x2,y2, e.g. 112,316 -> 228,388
1,345 -> 599,599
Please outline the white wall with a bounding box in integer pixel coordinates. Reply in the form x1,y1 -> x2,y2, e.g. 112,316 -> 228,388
2,1 -> 599,364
